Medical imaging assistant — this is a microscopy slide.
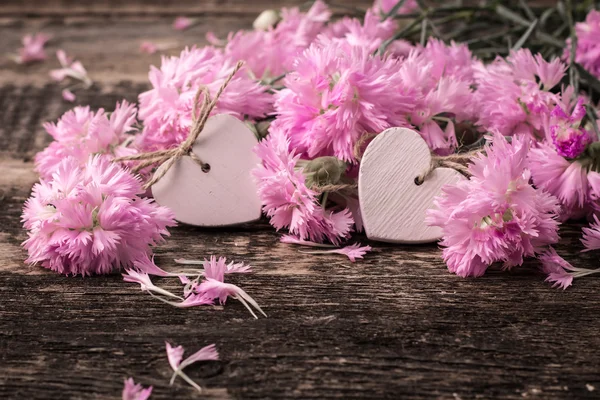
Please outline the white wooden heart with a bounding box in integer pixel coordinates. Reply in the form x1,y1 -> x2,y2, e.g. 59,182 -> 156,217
358,127 -> 466,244
151,114 -> 262,227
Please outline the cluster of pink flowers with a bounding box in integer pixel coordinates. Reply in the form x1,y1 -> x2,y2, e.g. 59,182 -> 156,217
136,46 -> 272,151
23,156 -> 175,275
24,3 -> 600,288
474,49 -> 566,138
528,98 -> 600,220
35,101 -> 139,179
209,1 -> 331,79
272,39 -> 413,162
427,133 -> 561,277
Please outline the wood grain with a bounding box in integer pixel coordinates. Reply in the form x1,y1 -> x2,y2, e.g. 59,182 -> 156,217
0,0 -> 372,17
359,128 -> 466,244
1,2 -> 600,400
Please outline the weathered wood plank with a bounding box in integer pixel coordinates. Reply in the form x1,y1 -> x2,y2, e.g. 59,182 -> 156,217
0,17 -> 255,85
1,181 -> 600,399
0,0 -> 372,17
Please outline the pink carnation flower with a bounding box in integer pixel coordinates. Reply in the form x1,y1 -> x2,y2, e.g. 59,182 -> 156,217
548,98 -> 592,159
528,99 -> 600,220
23,156 -> 176,276
13,33 -> 51,64
271,39 -> 413,161
567,10 -> 600,78
474,49 -> 565,138
215,1 -> 331,79
137,46 -> 273,151
35,101 -> 138,179
427,133 -> 560,277
253,129 -> 354,245
322,9 -> 399,54
397,39 -> 477,154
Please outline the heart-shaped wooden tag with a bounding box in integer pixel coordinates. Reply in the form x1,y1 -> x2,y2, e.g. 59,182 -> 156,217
151,114 -> 262,227
358,127 -> 466,244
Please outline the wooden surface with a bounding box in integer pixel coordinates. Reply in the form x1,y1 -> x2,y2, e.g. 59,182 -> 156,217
1,1 -> 600,399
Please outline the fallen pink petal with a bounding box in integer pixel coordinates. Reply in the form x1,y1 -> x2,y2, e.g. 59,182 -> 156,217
61,89 -> 75,102
298,243 -> 372,262
50,49 -> 92,87
13,33 -> 51,64
122,378 -> 152,400
166,342 -> 219,393
139,41 -> 158,54
173,16 -> 194,31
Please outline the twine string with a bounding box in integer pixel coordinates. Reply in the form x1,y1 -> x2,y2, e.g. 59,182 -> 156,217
115,61 -> 244,190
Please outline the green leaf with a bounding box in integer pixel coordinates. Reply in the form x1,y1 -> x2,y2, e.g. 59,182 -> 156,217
512,19 -> 538,51
576,63 -> 600,94
585,104 -> 600,140
381,0 -> 408,21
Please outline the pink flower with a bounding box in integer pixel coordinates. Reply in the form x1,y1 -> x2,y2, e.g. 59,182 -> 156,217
567,10 -> 600,78
540,247 -> 600,289
137,46 -> 273,151
13,33 -> 51,64
215,1 -> 331,79
61,89 -> 76,102
166,342 -> 219,393
528,140 -> 600,220
474,49 -> 565,138
122,378 -> 152,400
548,98 -> 592,159
271,39 -> 414,161
50,50 -> 92,88
173,16 -> 194,31
22,156 -> 176,276
35,101 -> 138,179
253,130 -> 354,244
427,133 -> 560,277
397,39 -> 477,154
322,9 -> 398,54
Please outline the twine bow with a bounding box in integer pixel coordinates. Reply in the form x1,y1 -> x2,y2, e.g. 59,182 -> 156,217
415,151 -> 479,185
116,61 -> 244,190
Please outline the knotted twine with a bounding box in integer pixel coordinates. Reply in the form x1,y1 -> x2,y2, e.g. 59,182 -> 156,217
116,61 -> 244,190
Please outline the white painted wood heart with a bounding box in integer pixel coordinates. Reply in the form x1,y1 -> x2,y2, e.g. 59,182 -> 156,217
358,127 -> 466,244
151,114 -> 262,227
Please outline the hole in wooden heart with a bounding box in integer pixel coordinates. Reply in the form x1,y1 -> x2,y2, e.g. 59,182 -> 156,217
414,176 -> 424,186
201,163 -> 211,173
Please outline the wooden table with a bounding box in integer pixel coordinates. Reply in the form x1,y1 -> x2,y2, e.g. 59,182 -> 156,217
1,1 -> 599,399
